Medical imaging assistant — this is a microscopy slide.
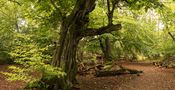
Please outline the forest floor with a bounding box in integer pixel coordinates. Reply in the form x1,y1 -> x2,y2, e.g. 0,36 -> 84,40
0,65 -> 25,90
77,62 -> 175,90
1,62 -> 175,90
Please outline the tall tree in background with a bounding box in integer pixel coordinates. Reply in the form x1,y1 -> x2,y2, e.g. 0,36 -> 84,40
99,0 -> 117,61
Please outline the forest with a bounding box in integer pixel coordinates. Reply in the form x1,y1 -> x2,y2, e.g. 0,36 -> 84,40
0,0 -> 175,90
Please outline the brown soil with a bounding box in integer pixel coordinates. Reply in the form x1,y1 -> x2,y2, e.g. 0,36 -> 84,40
0,65 -> 25,90
77,62 -> 175,90
1,62 -> 175,90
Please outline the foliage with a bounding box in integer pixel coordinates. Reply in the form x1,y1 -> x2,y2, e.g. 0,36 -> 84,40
0,1 -> 63,88
1,33 -> 65,88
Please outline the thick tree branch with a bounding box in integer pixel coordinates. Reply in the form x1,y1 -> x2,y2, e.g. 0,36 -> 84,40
80,24 -> 122,37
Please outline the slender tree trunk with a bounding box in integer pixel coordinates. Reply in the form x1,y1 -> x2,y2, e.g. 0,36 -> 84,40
99,37 -> 113,61
105,37 -> 112,61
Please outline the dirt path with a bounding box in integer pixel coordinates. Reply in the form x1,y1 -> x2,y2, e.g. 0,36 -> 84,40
78,62 -> 175,90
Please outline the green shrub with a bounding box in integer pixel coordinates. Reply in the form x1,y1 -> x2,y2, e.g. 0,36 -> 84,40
1,34 -> 65,89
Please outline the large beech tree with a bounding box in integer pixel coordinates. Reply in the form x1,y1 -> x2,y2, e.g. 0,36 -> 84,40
51,0 -> 121,89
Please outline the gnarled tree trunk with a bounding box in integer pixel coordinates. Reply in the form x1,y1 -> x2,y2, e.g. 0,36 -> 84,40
51,0 -> 121,89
